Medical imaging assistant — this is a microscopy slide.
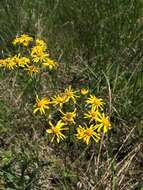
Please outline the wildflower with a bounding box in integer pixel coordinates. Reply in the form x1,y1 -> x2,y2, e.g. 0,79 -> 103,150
96,113 -> 111,133
13,54 -> 30,67
64,86 -> 78,103
43,58 -> 58,70
5,57 -> 17,70
60,109 -> 76,124
31,45 -> 49,63
84,108 -> 101,123
13,34 -> 33,46
76,124 -> 100,145
31,39 -> 48,63
75,126 -> 85,140
0,59 -> 6,67
25,65 -> 39,75
18,57 -> 30,67
52,94 -> 67,108
33,95 -> 51,114
86,95 -> 105,110
46,120 -> 68,143
80,88 -> 89,95
35,39 -> 47,51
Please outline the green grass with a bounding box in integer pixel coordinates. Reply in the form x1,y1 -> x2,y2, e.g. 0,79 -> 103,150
0,0 -> 143,189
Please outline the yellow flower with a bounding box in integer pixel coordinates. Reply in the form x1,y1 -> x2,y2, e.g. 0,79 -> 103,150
80,88 -> 89,95
60,109 -> 76,124
76,124 -> 100,145
25,65 -> 39,75
13,54 -> 30,67
2,55 -> 29,69
13,34 -> 33,46
35,39 -> 47,51
0,59 -> 6,67
5,57 -> 17,70
96,113 -> 111,133
33,95 -> 51,115
19,57 -> 30,67
84,108 -> 101,123
75,126 -> 85,140
43,58 -> 58,70
86,95 -> 105,110
31,45 -> 49,63
46,120 -> 68,143
52,94 -> 67,108
64,86 -> 78,103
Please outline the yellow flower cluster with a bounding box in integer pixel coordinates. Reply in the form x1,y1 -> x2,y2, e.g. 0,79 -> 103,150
13,34 -> 33,46
0,34 -> 58,74
1,34 -> 112,148
33,86 -> 111,145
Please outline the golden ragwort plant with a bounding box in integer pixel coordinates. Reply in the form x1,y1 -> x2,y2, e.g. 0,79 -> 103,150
34,86 -> 112,145
0,34 -> 112,145
0,34 -> 58,74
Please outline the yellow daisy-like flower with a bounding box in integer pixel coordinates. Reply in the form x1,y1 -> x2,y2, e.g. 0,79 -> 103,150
33,95 -> 51,115
25,65 -> 39,76
13,34 -> 33,47
19,57 -> 30,67
84,108 -> 101,123
5,57 -> 17,70
52,94 -> 67,108
0,59 -> 6,67
43,58 -> 58,70
46,120 -> 68,143
60,109 -> 76,124
80,88 -> 89,95
76,124 -> 100,145
64,86 -> 78,103
13,54 -> 30,68
75,126 -> 85,140
35,39 -> 47,51
96,113 -> 111,133
86,95 -> 105,110
31,45 -> 49,63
